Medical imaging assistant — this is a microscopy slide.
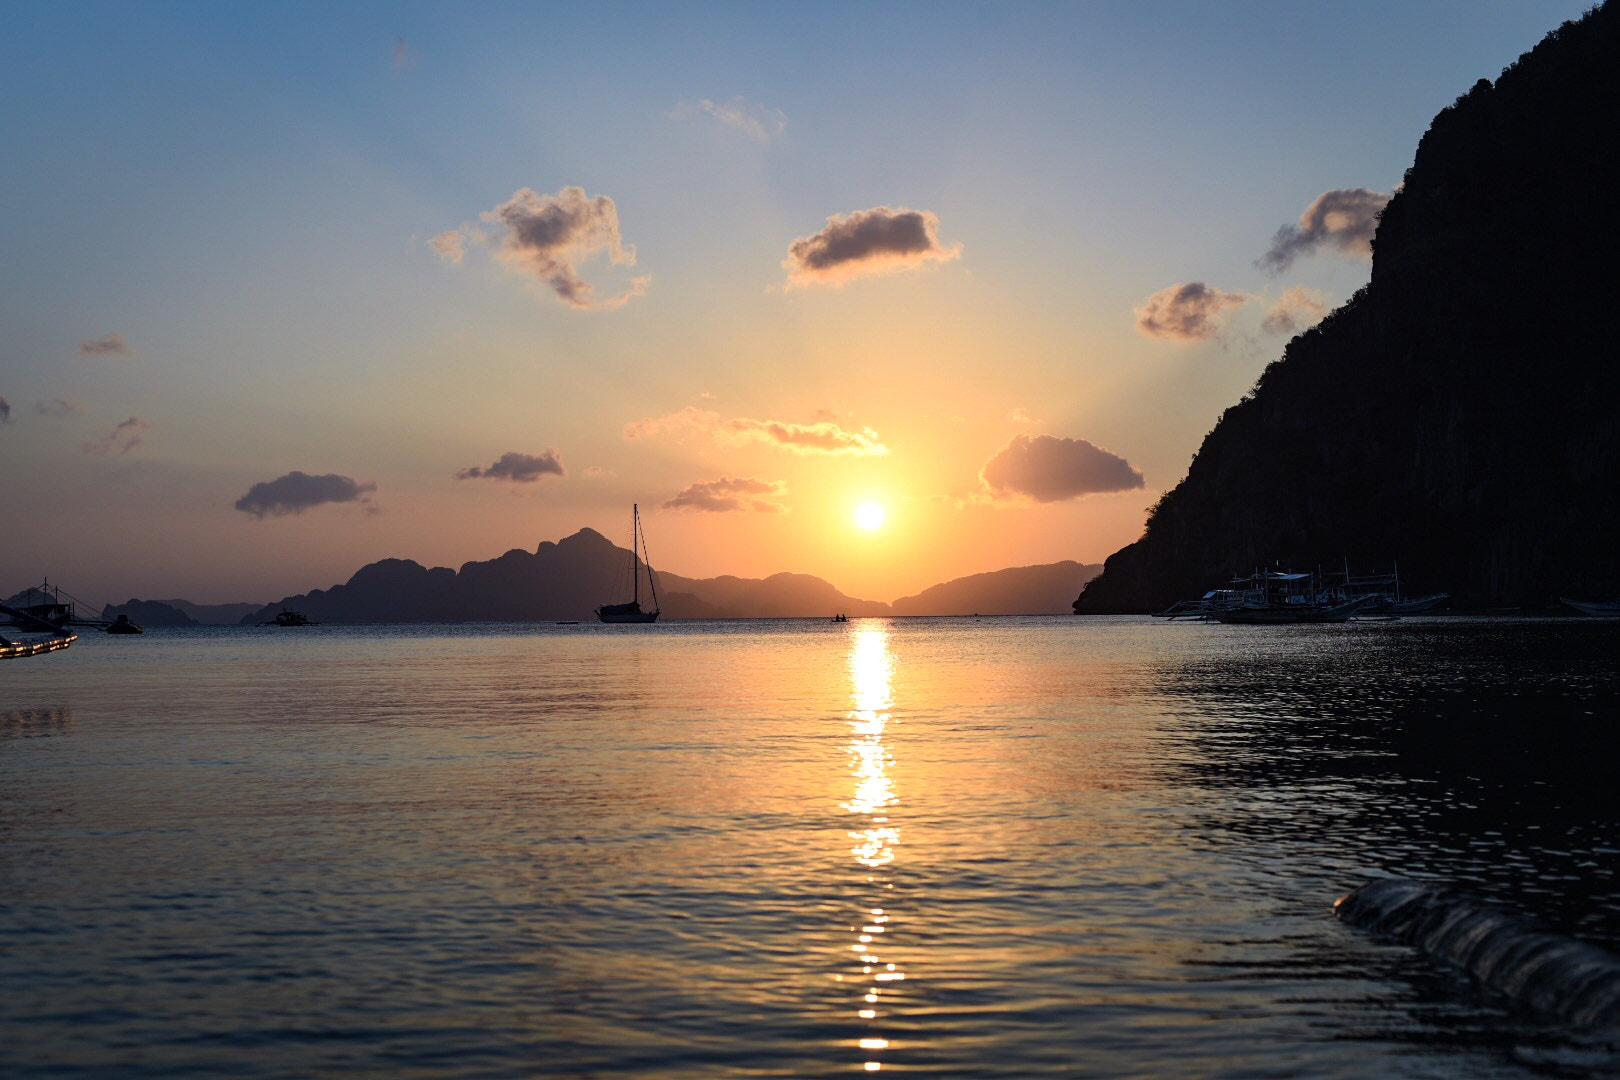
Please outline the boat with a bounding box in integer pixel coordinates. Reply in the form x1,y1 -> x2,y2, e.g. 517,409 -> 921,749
1562,597 -> 1620,616
596,503 -> 660,624
1323,563 -> 1448,614
262,609 -> 316,626
1199,569 -> 1377,624
105,613 -> 144,634
0,602 -> 78,659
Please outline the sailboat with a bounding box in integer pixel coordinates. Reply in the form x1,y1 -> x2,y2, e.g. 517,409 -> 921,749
596,503 -> 661,624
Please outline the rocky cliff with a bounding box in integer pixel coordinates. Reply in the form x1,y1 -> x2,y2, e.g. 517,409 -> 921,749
1078,4 -> 1620,613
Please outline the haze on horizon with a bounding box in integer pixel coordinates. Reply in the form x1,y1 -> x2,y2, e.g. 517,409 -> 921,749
0,1 -> 1589,608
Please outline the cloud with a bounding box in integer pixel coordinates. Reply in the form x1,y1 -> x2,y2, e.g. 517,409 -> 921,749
664,476 -> 788,513
235,471 -> 378,518
429,229 -> 466,264
82,416 -> 150,456
1257,187 -> 1390,274
784,206 -> 961,287
79,332 -> 131,356
434,186 -> 648,310
1009,407 -> 1040,424
36,398 -> 83,417
624,406 -> 889,455
455,449 -> 565,482
0,395 -> 10,423
392,37 -> 418,70
1261,286 -> 1329,335
1134,282 -> 1247,341
674,97 -> 787,140
980,433 -> 1145,502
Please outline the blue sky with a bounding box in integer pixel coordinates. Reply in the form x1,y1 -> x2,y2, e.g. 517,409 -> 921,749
0,0 -> 1592,605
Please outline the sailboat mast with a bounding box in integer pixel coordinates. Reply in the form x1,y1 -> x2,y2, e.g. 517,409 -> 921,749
631,503 -> 640,606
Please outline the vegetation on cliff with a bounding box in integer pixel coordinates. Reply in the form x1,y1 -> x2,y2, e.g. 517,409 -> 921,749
1078,3 -> 1620,613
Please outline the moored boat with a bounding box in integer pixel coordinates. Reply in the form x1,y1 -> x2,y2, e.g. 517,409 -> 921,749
0,602 -> 78,659
596,504 -> 660,624
1561,597 -> 1620,616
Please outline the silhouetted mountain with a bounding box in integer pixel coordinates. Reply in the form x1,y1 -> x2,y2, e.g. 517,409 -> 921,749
241,528 -> 890,623
658,571 -> 889,618
103,599 -> 261,625
102,600 -> 198,627
1078,4 -> 1620,613
891,561 -> 1102,615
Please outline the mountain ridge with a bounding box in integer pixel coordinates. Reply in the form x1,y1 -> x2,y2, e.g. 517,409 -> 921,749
94,530 -> 1101,624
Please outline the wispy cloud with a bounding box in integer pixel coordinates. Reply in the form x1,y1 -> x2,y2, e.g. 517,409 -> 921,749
79,332 -> 131,356
1256,187 -> 1390,274
1009,407 -> 1040,424
1261,286 -> 1328,334
235,471 -> 378,518
665,476 -> 788,513
625,406 -> 889,456
433,186 -> 649,310
783,206 -> 961,288
36,398 -> 83,417
980,433 -> 1145,502
82,416 -> 150,456
0,395 -> 10,424
673,96 -> 787,140
1134,282 -> 1247,341
455,449 -> 565,482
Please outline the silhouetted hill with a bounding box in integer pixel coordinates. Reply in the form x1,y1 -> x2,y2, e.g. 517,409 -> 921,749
102,600 -> 198,626
891,561 -> 1101,615
1078,4 -> 1620,613
242,528 -> 890,623
103,599 -> 261,625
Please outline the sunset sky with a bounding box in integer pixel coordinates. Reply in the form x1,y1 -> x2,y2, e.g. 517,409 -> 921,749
0,1 -> 1588,607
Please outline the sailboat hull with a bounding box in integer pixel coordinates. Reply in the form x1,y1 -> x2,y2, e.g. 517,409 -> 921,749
597,609 -> 659,624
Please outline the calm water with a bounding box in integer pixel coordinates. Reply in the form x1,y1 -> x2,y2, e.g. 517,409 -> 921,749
3,616 -> 1619,1077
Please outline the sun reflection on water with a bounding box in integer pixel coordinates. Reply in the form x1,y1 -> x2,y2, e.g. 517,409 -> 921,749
842,625 -> 905,1072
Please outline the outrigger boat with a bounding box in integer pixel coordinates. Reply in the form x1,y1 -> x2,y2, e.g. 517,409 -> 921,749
596,504 -> 660,624
0,602 -> 78,659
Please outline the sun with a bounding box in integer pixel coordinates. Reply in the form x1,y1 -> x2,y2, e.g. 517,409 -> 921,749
854,501 -> 886,531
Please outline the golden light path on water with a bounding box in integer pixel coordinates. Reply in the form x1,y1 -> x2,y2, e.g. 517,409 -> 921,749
843,625 -> 903,1072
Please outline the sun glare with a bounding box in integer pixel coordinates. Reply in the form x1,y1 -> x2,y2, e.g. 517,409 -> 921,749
854,501 -> 886,531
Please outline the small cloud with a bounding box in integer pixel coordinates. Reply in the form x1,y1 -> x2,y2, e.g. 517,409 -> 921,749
980,433 -> 1145,503
664,475 -> 788,513
36,398 -> 83,417
673,97 -> 787,141
455,449 -> 565,482
583,465 -> 613,478
79,332 -> 131,356
625,406 -> 889,456
1261,286 -> 1328,335
434,186 -> 648,310
82,416 -> 149,456
0,395 -> 10,423
392,36 -> 418,70
784,206 -> 961,288
1009,407 -> 1040,425
235,471 -> 378,518
1134,282 -> 1247,341
699,390 -> 716,401
429,229 -> 466,265
1257,187 -> 1390,274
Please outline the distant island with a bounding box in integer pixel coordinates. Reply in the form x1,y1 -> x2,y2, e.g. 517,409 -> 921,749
102,529 -> 1100,624
1078,4 -> 1620,614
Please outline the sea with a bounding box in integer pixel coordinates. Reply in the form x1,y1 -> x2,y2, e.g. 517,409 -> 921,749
3,615 -> 1619,1078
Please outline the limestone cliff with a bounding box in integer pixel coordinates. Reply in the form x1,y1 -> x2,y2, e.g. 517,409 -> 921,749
1078,4 -> 1620,613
